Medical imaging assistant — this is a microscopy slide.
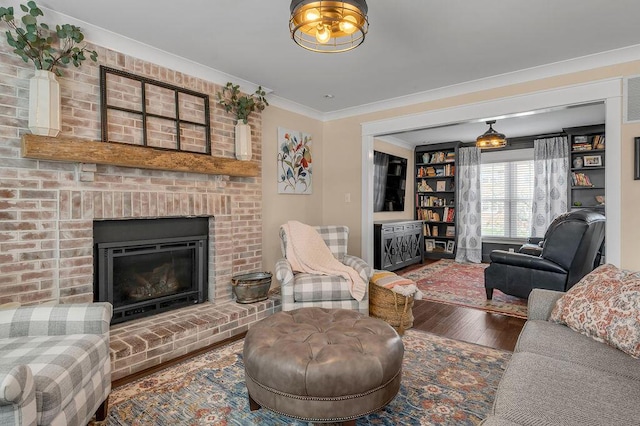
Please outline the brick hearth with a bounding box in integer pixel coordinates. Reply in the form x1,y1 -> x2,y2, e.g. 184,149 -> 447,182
110,295 -> 280,381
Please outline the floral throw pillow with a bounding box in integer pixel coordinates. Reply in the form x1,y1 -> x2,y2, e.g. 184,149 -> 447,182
550,263 -> 640,358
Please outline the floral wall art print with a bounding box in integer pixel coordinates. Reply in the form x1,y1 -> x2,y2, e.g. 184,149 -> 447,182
277,127 -> 312,194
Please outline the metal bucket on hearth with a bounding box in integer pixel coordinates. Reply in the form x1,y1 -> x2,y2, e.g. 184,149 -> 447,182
231,272 -> 272,304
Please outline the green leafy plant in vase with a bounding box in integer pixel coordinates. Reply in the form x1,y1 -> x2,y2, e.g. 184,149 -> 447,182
216,82 -> 268,161
0,1 -> 98,136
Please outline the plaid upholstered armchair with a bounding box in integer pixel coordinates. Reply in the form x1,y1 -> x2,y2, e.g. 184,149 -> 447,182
275,225 -> 372,314
0,303 -> 112,426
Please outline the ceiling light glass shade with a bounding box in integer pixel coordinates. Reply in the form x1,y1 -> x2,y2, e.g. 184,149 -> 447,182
476,120 -> 507,149
290,0 -> 368,53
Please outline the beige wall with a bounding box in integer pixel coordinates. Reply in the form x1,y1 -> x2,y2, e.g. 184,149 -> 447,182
315,60 -> 640,269
373,139 -> 414,222
322,119 -> 365,255
620,121 -> 640,268
261,106 -> 324,274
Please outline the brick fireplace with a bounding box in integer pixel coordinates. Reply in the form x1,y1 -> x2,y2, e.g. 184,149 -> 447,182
0,35 -> 278,381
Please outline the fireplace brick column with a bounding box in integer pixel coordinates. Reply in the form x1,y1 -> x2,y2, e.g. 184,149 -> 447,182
0,30 -> 272,380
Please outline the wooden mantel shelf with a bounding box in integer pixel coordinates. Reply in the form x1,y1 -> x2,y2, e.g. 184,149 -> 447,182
21,134 -> 259,177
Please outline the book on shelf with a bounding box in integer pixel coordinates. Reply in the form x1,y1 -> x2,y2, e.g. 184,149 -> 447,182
417,195 -> 447,207
572,143 -> 592,151
444,164 -> 456,176
418,209 -> 441,221
424,151 -> 456,164
571,172 -> 592,187
591,134 -> 605,149
442,207 -> 455,222
445,226 -> 455,237
423,223 -> 430,237
417,167 -> 438,177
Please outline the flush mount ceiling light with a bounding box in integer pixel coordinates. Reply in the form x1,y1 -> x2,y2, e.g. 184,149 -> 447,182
289,0 -> 368,53
476,120 -> 507,149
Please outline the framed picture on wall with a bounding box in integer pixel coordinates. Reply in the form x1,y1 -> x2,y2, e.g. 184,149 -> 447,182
277,127 -> 313,194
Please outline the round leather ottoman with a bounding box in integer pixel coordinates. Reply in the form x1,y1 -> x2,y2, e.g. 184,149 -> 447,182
243,307 -> 404,424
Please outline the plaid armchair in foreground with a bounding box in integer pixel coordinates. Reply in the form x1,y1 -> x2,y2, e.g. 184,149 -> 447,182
0,303 -> 112,426
275,225 -> 372,314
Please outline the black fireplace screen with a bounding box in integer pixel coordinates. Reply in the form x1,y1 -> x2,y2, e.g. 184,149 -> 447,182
94,218 -> 208,324
112,240 -> 196,306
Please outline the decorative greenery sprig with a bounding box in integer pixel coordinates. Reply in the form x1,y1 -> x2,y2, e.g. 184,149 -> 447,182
216,82 -> 268,124
0,1 -> 97,76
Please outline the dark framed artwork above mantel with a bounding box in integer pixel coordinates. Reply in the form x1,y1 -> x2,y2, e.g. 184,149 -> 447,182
635,137 -> 640,180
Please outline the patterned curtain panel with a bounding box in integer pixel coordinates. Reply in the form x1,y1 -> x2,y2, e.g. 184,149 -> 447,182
531,136 -> 569,237
373,152 -> 389,212
455,147 -> 482,263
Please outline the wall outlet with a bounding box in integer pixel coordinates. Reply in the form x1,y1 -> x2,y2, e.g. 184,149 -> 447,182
508,248 -> 515,252
344,193 -> 351,203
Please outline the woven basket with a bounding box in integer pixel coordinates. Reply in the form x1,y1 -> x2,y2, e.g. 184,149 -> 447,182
369,283 -> 414,335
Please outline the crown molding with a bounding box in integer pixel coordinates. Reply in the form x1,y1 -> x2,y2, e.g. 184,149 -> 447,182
267,95 -> 325,121
323,44 -> 640,121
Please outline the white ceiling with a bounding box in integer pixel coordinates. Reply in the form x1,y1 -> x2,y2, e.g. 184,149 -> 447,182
37,0 -> 640,118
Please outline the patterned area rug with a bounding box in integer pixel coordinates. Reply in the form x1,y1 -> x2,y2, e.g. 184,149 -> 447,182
103,330 -> 510,425
402,259 -> 528,318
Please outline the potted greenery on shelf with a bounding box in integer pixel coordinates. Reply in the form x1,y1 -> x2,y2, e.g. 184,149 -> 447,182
0,1 -> 97,136
216,82 -> 268,161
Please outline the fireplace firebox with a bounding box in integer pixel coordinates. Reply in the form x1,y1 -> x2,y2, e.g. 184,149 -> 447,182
94,217 -> 208,324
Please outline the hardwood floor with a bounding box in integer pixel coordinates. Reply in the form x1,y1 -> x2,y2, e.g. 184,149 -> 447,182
411,300 -> 525,351
398,261 -> 526,352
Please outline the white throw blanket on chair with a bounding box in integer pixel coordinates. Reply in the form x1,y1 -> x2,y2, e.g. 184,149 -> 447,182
282,221 -> 367,301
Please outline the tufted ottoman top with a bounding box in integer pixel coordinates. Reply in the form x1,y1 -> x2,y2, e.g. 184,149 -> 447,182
243,307 -> 404,399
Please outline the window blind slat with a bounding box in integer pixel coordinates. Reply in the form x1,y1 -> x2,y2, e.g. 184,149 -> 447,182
481,159 -> 534,238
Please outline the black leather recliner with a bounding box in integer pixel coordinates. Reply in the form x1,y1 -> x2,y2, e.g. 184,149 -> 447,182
484,209 -> 606,300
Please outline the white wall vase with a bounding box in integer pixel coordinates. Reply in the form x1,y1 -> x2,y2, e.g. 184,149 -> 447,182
28,70 -> 61,137
235,122 -> 252,161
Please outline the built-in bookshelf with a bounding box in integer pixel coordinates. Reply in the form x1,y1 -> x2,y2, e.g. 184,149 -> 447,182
565,124 -> 605,211
415,141 -> 460,259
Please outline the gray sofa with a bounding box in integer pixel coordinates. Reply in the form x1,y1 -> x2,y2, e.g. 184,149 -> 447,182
483,289 -> 640,425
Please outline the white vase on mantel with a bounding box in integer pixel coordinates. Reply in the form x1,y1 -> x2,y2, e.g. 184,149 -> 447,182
235,121 -> 252,161
28,69 -> 61,137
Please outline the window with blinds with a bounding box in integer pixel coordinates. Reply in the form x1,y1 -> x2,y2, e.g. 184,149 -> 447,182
481,152 -> 534,239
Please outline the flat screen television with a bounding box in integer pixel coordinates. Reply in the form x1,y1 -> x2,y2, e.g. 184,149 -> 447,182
373,151 -> 407,212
